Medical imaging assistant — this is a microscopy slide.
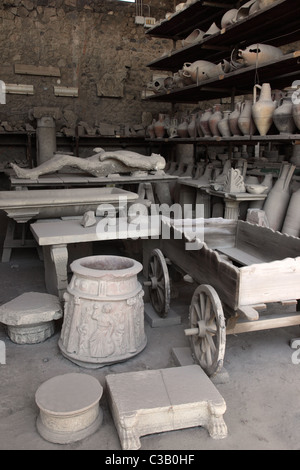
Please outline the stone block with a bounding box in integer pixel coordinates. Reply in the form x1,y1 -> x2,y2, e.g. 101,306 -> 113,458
106,365 -> 227,450
144,302 -> 181,327
0,292 -> 62,344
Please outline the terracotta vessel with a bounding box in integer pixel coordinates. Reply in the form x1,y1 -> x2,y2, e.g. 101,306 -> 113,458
147,119 -> 156,139
282,188 -> 300,237
182,29 -> 205,47
237,44 -> 283,67
238,100 -> 256,136
263,163 -> 295,231
182,60 -> 224,83
209,104 -> 223,137
177,117 -> 189,138
59,255 -> 147,368
154,113 -> 166,138
218,110 -> 232,137
196,111 -> 204,137
199,108 -> 213,136
252,83 -> 276,136
273,88 -> 297,134
221,9 -> 238,28
187,114 -> 197,138
292,86 -> 300,131
203,22 -> 220,37
229,102 -> 243,135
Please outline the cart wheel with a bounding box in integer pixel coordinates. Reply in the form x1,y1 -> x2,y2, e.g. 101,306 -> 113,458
147,248 -> 170,317
186,284 -> 226,377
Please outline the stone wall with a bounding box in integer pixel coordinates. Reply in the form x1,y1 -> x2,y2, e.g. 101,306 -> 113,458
0,0 -> 175,133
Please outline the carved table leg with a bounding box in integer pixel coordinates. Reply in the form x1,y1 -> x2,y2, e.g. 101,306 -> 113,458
224,200 -> 240,220
43,244 -> 68,301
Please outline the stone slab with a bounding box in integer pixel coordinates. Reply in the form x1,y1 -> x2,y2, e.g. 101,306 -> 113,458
144,303 -> 181,327
106,364 -> 227,450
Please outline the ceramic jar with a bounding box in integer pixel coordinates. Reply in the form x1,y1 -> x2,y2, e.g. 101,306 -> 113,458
218,110 -> 232,137
187,114 -> 197,138
199,108 -> 213,136
209,104 -> 223,137
263,163 -> 295,231
154,113 -> 166,138
273,88 -> 296,134
59,255 -> 147,368
147,119 -> 156,139
292,86 -> 300,132
282,188 -> 300,237
229,102 -> 243,136
177,117 -> 189,138
252,83 -> 276,136
182,60 -> 223,83
237,44 -> 283,66
238,100 -> 255,136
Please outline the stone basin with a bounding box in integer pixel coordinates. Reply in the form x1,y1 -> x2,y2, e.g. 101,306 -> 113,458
0,187 -> 138,222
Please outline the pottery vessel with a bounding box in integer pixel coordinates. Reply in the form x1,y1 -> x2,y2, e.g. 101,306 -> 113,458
154,113 -> 166,138
217,110 -> 232,137
282,188 -> 300,237
273,88 -> 297,134
147,119 -> 156,139
167,118 -> 178,138
252,83 -> 276,136
209,104 -> 223,137
237,44 -> 283,67
238,100 -> 256,136
263,163 -> 295,231
59,255 -> 147,368
290,145 -> 300,166
199,108 -> 213,136
229,102 -> 243,135
235,0 -> 258,21
182,60 -> 224,83
292,86 -> 300,131
196,111 -> 204,137
182,29 -> 204,47
203,22 -> 220,37
221,9 -> 238,28
177,117 -> 189,138
187,114 -> 197,138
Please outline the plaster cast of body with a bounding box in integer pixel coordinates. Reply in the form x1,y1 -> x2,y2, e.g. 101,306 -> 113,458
10,148 -> 166,179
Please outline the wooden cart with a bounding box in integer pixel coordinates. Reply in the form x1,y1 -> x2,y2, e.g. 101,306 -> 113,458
145,218 -> 300,377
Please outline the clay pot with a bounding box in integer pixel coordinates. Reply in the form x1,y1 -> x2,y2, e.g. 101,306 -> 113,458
209,104 -> 223,137
229,102 -> 243,135
147,119 -> 156,139
154,113 -> 166,138
273,88 -> 297,134
292,87 -> 300,131
187,114 -> 197,138
177,117 -> 189,138
237,44 -> 283,67
236,0 -> 258,21
196,111 -> 204,137
199,108 -> 213,136
282,188 -> 300,237
182,29 -> 205,47
218,110 -> 232,137
238,100 -> 256,136
252,83 -> 276,136
182,60 -> 224,83
167,118 -> 178,138
221,9 -> 238,28
203,22 -> 220,37
59,255 -> 147,368
263,163 -> 295,231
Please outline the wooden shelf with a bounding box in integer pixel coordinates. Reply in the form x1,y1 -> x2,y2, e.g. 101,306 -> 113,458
146,134 -> 300,145
147,0 -> 300,72
144,51 -> 300,103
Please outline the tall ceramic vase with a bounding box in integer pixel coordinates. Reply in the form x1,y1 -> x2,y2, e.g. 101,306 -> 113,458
273,87 -> 296,135
209,104 -> 222,137
199,108 -> 213,136
292,86 -> 300,132
238,100 -> 256,136
262,163 -> 296,231
252,83 -> 276,136
229,102 -> 243,136
154,113 -> 166,138
281,188 -> 300,237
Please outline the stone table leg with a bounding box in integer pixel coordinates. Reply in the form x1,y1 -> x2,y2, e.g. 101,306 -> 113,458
43,244 -> 68,301
224,200 -> 240,220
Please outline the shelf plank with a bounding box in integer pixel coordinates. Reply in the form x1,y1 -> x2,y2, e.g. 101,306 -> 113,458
144,51 -> 300,103
147,0 -> 300,72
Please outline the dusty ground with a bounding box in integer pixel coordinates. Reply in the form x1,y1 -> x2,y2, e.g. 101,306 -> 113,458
1,243 -> 300,451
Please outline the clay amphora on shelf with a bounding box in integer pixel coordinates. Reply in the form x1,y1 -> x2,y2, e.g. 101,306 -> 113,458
181,29 -> 205,47
263,163 -> 296,231
199,108 -> 213,136
221,9 -> 238,28
177,117 -> 189,138
229,102 -> 243,136
196,111 -> 204,137
292,87 -> 300,132
281,188 -> 300,237
182,60 -> 224,83
237,44 -> 283,67
167,118 -> 178,138
238,100 -> 255,136
203,22 -> 220,37
154,113 -> 166,138
187,114 -> 197,138
273,88 -> 297,135
147,119 -> 156,139
252,83 -> 276,136
209,104 -> 223,137
218,110 -> 232,137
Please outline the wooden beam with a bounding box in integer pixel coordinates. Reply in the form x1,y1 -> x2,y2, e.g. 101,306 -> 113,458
14,64 -> 61,77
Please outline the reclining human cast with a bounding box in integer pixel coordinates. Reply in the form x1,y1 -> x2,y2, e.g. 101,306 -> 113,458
10,148 -> 166,179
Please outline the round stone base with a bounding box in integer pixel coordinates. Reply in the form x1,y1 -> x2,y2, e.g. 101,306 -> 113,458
35,373 -> 103,444
36,408 -> 103,445
8,321 -> 55,344
58,336 -> 147,369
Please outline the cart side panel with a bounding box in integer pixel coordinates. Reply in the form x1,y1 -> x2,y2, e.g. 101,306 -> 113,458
161,231 -> 240,311
238,257 -> 300,306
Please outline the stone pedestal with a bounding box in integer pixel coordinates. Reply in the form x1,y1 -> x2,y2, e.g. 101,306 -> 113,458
106,365 -> 227,450
35,373 -> 103,444
59,255 -> 147,368
0,292 -> 62,344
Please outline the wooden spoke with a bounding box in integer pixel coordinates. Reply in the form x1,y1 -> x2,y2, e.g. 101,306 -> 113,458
148,249 -> 170,317
188,284 -> 226,377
